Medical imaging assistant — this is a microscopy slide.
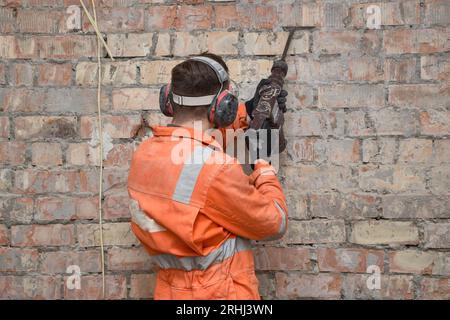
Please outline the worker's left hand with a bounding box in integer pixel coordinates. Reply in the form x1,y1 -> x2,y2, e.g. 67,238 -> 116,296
245,79 -> 288,119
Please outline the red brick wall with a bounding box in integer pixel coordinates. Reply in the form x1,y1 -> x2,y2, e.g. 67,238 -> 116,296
0,0 -> 449,299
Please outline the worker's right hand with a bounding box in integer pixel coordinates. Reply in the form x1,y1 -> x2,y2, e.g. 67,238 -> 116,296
245,79 -> 289,120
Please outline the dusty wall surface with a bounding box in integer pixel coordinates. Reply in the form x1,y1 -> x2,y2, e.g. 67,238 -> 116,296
0,0 -> 449,299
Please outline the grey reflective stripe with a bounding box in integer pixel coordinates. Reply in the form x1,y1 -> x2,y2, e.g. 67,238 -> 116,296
153,237 -> 252,271
172,146 -> 214,204
262,200 -> 287,241
274,200 -> 287,235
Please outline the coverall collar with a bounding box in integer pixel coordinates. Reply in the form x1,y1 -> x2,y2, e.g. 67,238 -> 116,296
151,125 -> 223,151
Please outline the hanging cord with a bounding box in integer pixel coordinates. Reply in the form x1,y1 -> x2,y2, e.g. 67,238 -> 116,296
79,0 -> 114,299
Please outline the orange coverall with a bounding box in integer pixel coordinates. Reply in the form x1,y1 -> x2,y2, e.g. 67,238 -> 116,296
127,103 -> 288,300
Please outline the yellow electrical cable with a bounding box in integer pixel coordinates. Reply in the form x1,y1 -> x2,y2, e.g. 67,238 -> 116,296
79,0 -> 114,299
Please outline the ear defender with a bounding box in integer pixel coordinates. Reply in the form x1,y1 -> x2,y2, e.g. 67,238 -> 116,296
159,84 -> 173,117
159,56 -> 239,128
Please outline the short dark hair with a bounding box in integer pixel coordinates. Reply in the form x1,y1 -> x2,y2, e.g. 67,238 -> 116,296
171,52 -> 229,112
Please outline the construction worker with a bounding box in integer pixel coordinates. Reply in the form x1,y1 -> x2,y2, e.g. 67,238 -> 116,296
127,53 -> 288,300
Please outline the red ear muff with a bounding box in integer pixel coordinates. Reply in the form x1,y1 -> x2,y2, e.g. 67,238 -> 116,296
208,90 -> 239,128
159,84 -> 173,117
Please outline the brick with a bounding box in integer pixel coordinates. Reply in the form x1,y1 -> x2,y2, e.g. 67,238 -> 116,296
155,32 -> 171,56
112,88 -> 159,111
424,0 -> 450,25
424,222 -> 450,249
0,36 -> 37,59
66,143 -> 97,166
362,138 -> 397,164
287,56 -> 346,83
345,111 -> 376,137
276,273 -> 341,299
319,85 -> 384,108
383,195 -> 450,219
103,143 -> 134,168
104,192 -> 132,219
285,110 -> 345,137
11,224 -> 75,247
419,278 -> 450,300
35,196 -> 97,221
227,59 -> 272,83
349,1 -> 420,28
41,250 -> 101,274
37,64 -> 72,86
283,138 -> 326,164
82,8 -> 144,32
384,58 -> 416,82
0,169 -> 13,192
314,31 -> 381,55
0,63 -> 5,85
0,141 -> 27,165
1,88 -> 46,112
38,35 -> 97,59
214,5 -> 278,30
278,1 -> 323,28
173,31 -> 207,56
383,28 -> 450,54
420,109 -> 450,136
9,63 -> 33,86
175,5 -> 212,30
256,273 -> 275,300
77,222 -> 139,247
398,139 -> 433,163
317,248 -> 384,273
421,55 -> 450,80
0,224 -> 8,245
107,33 -> 152,57
343,274 -> 414,300
31,142 -> 62,166
430,166 -> 450,195
328,139 -> 360,164
0,117 -> 9,138
14,116 -> 77,139
16,9 -> 64,33
64,275 -> 127,300
0,247 -> 40,272
285,219 -> 346,244
389,84 -> 450,108
130,274 -> 156,299
145,5 -> 177,30
243,32 -> 308,56
0,276 -> 62,299
107,246 -> 154,271
369,108 -> 418,136
76,61 -> 137,86
284,83 -> 314,109
253,247 -> 311,271
434,139 -> 450,163
0,197 -> 34,223
80,115 -> 141,139
349,57 -> 384,81
389,250 -> 450,275
139,60 -> 181,85
13,169 -> 79,194
206,31 -> 239,55
283,191 -> 308,220
284,165 -> 355,192
351,220 -> 419,246
0,8 -> 15,33
359,165 -> 426,193
310,193 -> 380,219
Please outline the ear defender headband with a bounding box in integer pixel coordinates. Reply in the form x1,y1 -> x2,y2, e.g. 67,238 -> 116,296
159,56 -> 239,128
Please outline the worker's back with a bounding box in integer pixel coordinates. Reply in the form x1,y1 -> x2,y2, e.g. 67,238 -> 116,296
128,125 -> 287,300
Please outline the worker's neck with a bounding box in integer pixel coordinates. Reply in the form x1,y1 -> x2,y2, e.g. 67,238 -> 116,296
171,116 -> 212,132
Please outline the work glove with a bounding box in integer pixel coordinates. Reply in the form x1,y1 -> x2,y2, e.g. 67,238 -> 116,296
245,78 -> 288,119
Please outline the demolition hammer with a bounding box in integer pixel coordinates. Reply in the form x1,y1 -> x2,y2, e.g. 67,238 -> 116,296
248,26 -> 314,157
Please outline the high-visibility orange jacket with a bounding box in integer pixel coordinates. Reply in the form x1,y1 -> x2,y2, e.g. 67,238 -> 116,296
127,103 -> 288,300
